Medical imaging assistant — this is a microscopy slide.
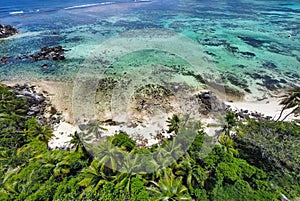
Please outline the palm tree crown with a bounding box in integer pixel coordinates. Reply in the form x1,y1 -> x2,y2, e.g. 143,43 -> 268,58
147,168 -> 191,201
276,87 -> 300,121
85,121 -> 107,139
167,114 -> 182,135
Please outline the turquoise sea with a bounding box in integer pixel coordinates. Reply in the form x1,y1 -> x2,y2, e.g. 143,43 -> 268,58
0,0 -> 299,98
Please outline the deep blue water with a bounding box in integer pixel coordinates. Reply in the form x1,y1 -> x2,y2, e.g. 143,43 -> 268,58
0,0 -> 133,18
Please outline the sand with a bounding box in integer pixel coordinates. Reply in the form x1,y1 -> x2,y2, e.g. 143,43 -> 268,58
48,122 -> 79,149
225,94 -> 298,121
3,80 -> 298,149
3,80 -> 74,123
3,80 -> 77,150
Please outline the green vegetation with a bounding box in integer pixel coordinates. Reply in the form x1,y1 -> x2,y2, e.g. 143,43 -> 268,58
112,133 -> 136,152
0,82 -> 299,200
276,87 -> 300,121
85,121 -> 108,139
167,114 -> 182,135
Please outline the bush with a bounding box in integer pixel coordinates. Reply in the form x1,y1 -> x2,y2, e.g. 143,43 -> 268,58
112,133 -> 136,152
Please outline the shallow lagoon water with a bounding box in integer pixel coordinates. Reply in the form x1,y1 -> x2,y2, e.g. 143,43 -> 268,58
0,0 -> 299,98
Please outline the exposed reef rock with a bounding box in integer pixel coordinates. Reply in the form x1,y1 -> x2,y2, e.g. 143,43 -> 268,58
28,46 -> 66,61
0,24 -> 18,38
0,46 -> 66,66
207,81 -> 245,101
224,72 -> 249,91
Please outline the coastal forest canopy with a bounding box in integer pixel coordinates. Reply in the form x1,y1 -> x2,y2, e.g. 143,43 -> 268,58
1,0 -> 300,200
0,83 -> 299,201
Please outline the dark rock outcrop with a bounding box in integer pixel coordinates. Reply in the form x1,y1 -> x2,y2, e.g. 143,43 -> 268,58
0,24 -> 18,38
9,84 -> 63,127
1,46 -> 67,66
197,91 -> 228,115
230,107 -> 274,121
28,46 -> 66,61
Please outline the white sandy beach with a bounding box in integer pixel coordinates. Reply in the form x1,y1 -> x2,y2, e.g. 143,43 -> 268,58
3,80 -> 298,149
225,95 -> 298,121
48,122 -> 78,149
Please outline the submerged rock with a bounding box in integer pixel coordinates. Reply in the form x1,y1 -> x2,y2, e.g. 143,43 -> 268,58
237,35 -> 265,48
0,56 -> 11,64
240,51 -> 256,57
262,61 -> 277,69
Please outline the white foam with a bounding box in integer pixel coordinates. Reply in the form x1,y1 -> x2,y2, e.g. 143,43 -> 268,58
64,3 -> 100,10
100,2 -> 114,5
9,11 -> 24,15
64,2 -> 114,10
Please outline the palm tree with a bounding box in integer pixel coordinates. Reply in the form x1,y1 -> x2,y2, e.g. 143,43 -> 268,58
0,112 -> 24,127
222,111 -> 237,137
276,87 -> 300,121
218,133 -> 238,156
36,126 -> 54,149
214,111 -> 239,156
53,155 -> 74,180
174,153 -> 208,192
151,155 -> 170,180
79,159 -> 112,197
70,132 -> 90,158
93,138 -> 123,173
25,119 -> 54,149
167,114 -> 181,135
1,167 -> 21,195
160,138 -> 184,163
152,140 -> 183,180
147,168 -> 191,201
70,131 -> 83,152
115,153 -> 145,194
85,120 -> 107,139
0,166 -> 34,198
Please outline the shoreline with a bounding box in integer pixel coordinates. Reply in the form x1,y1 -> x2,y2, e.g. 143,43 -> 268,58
3,80 -> 298,149
226,94 -> 298,122
3,80 -> 74,123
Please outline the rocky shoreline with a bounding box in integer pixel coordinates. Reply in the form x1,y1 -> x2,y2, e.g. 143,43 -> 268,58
8,83 -> 76,150
9,83 -> 64,128
4,81 -> 296,150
